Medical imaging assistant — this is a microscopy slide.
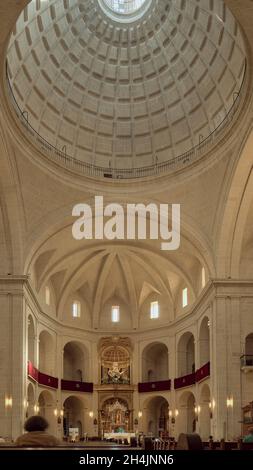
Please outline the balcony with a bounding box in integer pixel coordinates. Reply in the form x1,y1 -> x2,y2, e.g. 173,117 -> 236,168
241,355 -> 253,372
38,372 -> 58,389
27,361 -> 39,382
195,362 -> 210,383
174,372 -> 196,390
138,380 -> 171,393
61,379 -> 93,393
28,362 -> 93,392
27,362 -> 58,389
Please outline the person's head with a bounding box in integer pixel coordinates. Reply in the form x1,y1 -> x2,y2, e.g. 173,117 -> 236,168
24,416 -> 49,432
247,427 -> 253,435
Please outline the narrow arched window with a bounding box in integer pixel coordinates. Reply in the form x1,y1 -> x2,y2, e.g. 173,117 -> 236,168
45,286 -> 50,306
182,287 -> 188,308
72,301 -> 81,318
111,305 -> 120,323
150,301 -> 159,319
201,267 -> 206,288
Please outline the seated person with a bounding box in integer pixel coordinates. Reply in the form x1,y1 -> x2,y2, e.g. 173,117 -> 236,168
15,416 -> 60,447
243,426 -> 253,443
177,433 -> 203,450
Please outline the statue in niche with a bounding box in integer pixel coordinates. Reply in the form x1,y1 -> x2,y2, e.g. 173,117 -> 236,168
108,362 -> 126,383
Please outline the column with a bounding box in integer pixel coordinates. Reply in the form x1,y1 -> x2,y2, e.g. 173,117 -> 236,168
212,296 -> 228,440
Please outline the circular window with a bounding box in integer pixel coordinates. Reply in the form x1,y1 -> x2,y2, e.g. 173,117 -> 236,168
103,0 -> 147,15
99,0 -> 152,22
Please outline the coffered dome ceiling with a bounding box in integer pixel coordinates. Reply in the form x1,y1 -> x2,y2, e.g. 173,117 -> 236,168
7,0 -> 246,173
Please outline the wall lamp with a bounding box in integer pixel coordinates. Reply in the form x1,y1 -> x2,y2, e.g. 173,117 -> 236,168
194,405 -> 201,421
169,409 -> 179,424
34,404 -> 39,414
5,396 -> 13,408
226,397 -> 234,408
54,409 -> 64,423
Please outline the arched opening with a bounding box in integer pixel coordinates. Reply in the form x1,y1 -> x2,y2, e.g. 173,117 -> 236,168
242,333 -> 253,412
28,315 -> 35,364
100,397 -> 130,434
72,300 -> 81,318
100,344 -> 130,385
144,396 -> 169,437
245,333 -> 253,359
199,317 -> 210,366
142,343 -> 168,382
178,391 -> 196,435
45,285 -> 51,305
27,382 -> 35,418
38,390 -> 55,435
199,384 -> 211,440
63,396 -> 85,440
63,342 -> 89,382
201,267 -> 206,288
177,333 -> 195,376
39,331 -> 55,376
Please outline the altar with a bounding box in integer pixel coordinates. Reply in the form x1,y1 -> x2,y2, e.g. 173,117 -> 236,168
104,432 -> 136,444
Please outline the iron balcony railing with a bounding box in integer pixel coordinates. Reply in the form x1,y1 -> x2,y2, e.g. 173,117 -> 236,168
5,59 -> 247,180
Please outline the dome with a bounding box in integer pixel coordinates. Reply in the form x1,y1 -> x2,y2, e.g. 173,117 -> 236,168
6,0 -> 246,177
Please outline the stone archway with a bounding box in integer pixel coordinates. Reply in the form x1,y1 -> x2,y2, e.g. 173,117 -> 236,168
177,332 -> 195,376
38,390 -> 55,435
178,391 -> 196,436
199,317 -> 210,366
143,396 -> 169,437
63,341 -> 89,382
63,396 -> 86,440
39,330 -> 55,376
142,342 -> 168,382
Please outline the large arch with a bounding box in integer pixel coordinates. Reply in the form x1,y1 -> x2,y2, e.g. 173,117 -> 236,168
39,330 -> 55,376
177,332 -> 195,376
216,129 -> 253,278
63,341 -> 89,382
199,317 -> 210,366
143,395 -> 169,437
63,396 -> 86,440
178,391 -> 196,435
245,333 -> 253,363
28,315 -> 35,365
38,390 -> 55,435
142,342 -> 169,382
199,383 -> 211,440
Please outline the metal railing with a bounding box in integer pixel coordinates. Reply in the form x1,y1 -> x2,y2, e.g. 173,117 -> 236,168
5,59 -> 247,180
241,355 -> 253,367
